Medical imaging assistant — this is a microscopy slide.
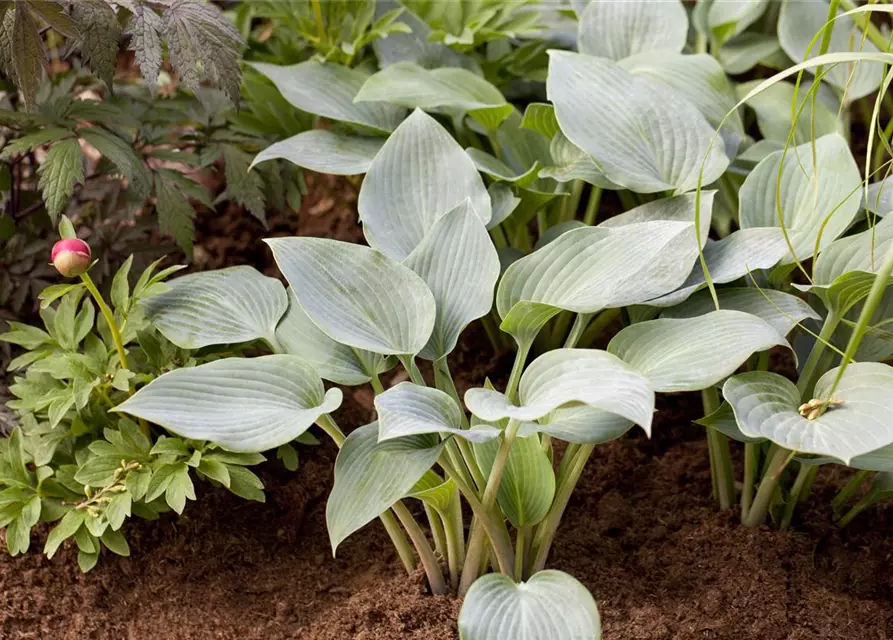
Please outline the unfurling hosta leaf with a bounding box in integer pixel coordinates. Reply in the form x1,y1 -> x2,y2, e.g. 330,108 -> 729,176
458,570 -> 601,640
723,363 -> 893,462
661,288 -> 820,337
696,401 -> 765,444
647,228 -> 792,307
547,51 -> 729,194
359,109 -> 491,260
520,103 -> 560,140
778,0 -> 883,101
141,266 -> 287,349
739,134 -> 861,260
404,201 -> 500,361
38,138 -> 84,223
618,52 -> 745,155
249,60 -> 406,133
577,0 -> 687,60
408,471 -> 458,514
354,61 -> 511,129
488,182 -> 520,228
114,355 -> 343,453
71,0 -> 121,87
162,0 -> 245,104
376,383 -> 499,443
250,130 -> 384,176
465,349 -> 654,434
473,433 -> 555,527
266,237 -> 436,356
275,288 -> 388,386
496,194 -> 713,337
327,422 -> 443,553
716,33 -> 781,75
608,310 -> 788,392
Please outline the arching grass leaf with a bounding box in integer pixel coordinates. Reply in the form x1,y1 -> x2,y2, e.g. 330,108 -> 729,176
114,355 -> 342,453
737,79 -> 841,145
266,237 -> 435,356
376,383 -> 499,443
142,266 -> 287,349
661,287 -> 820,337
577,0 -> 687,60
359,109 -> 491,260
275,288 -> 388,386
723,363 -> 893,462
249,61 -> 405,133
458,570 -> 601,640
474,432 -> 555,527
404,201 -> 500,361
327,422 -> 443,553
465,349 -> 654,434
608,310 -> 788,392
250,130 -> 384,175
547,51 -> 729,194
778,0 -> 884,101
740,134 -> 861,260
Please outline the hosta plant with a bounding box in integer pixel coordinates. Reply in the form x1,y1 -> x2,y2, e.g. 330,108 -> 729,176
0,219 -> 294,571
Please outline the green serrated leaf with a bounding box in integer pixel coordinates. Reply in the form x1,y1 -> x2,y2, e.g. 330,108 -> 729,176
80,128 -> 152,197
71,0 -> 120,86
1,127 -> 72,159
126,1 -> 163,89
154,175 -> 196,257
38,138 -> 84,222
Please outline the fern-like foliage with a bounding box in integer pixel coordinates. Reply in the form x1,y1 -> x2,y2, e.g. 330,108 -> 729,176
0,0 -> 245,108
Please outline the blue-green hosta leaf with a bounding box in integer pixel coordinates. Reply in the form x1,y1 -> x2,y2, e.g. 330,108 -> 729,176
376,383 -> 500,443
864,179 -> 893,217
327,422 -> 443,552
474,432 -> 555,527
249,130 -> 384,176
739,134 -> 861,260
535,406 -> 634,445
547,51 -> 729,194
466,148 -> 541,187
695,401 -> 765,444
737,79 -> 841,146
141,266 -> 287,349
799,215 -> 893,314
577,0 -> 687,60
404,201 -> 500,361
493,110 -> 559,195
619,52 -> 745,155
497,194 -> 713,322
717,33 -> 782,75
465,349 -> 654,434
488,182 -> 520,228
458,570 -> 601,640
647,228 -> 792,307
275,288 -> 387,386
778,0 -> 884,101
540,133 -> 621,189
249,61 -> 405,133
354,61 -> 510,128
608,310 -> 788,392
114,356 -> 342,453
358,109 -> 491,260
812,215 -> 893,286
266,237 -> 436,356
723,363 -> 893,462
661,287 -> 820,337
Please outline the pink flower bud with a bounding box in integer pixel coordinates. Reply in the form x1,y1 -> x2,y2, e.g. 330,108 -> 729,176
51,238 -> 91,277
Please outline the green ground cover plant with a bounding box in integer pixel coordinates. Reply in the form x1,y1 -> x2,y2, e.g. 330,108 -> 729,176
3,0 -> 893,638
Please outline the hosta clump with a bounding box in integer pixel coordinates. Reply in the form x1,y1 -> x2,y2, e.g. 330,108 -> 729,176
0,221 -> 283,572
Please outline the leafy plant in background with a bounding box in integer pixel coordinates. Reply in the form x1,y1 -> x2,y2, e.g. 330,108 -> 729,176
0,219 -> 297,572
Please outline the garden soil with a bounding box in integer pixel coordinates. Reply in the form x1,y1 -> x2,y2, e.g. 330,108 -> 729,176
2,177 -> 893,639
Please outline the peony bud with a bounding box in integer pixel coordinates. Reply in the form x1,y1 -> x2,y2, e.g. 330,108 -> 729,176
51,238 -> 91,277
